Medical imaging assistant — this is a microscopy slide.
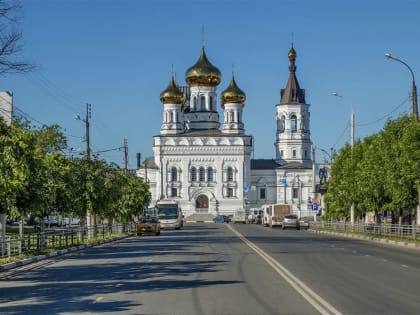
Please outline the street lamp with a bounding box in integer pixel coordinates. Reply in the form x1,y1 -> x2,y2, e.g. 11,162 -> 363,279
333,92 -> 355,225
332,92 -> 355,147
385,53 -> 418,122
386,53 -> 420,225
319,148 -> 333,163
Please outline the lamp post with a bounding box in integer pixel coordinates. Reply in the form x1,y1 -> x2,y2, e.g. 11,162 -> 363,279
386,53 -> 420,225
333,92 -> 355,225
385,53 -> 418,122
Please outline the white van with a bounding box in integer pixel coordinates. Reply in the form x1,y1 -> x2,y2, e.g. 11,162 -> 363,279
232,208 -> 247,224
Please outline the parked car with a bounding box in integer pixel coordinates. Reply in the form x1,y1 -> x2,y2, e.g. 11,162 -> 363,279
299,216 -> 314,230
136,217 -> 161,236
282,214 -> 300,230
222,215 -> 231,223
254,214 -> 262,224
213,215 -> 225,223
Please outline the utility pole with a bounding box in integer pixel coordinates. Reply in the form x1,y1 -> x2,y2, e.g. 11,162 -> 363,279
86,104 -> 91,160
76,103 -> 93,238
123,139 -> 128,174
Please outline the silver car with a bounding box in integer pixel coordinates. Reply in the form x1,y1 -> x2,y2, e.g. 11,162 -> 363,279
282,214 -> 300,230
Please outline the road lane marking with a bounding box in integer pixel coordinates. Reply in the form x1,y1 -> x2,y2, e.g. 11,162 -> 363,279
227,224 -> 342,315
401,264 -> 408,268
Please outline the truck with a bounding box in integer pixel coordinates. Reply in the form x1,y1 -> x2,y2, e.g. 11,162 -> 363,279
262,203 -> 292,228
155,200 -> 183,230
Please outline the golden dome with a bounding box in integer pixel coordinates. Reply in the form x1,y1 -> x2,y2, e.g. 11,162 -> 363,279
221,76 -> 246,108
185,47 -> 221,87
160,76 -> 184,104
288,45 -> 296,61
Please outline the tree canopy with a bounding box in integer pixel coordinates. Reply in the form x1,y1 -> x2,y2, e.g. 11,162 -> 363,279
324,115 -> 420,222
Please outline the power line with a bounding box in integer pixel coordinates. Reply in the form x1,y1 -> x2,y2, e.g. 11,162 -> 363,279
356,96 -> 410,127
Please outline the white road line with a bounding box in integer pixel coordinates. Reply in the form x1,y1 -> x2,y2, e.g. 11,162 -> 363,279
227,225 -> 342,315
401,264 -> 408,268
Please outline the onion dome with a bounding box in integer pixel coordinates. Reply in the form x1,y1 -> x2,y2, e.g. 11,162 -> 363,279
185,47 -> 221,87
288,45 -> 296,61
221,76 -> 246,108
160,76 -> 184,104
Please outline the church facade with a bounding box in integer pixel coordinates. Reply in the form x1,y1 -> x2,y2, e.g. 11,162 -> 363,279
138,45 -> 317,218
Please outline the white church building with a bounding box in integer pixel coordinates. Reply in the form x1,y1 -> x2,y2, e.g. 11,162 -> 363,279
138,45 -> 319,219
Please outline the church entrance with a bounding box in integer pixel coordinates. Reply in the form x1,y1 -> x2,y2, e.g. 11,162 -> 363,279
196,194 -> 209,213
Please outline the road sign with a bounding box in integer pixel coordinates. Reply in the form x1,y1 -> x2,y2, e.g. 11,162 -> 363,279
312,203 -> 318,211
262,182 -> 268,188
243,184 -> 249,192
281,178 -> 286,184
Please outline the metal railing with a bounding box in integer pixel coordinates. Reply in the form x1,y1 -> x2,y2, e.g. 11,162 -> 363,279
1,223 -> 135,258
310,222 -> 420,242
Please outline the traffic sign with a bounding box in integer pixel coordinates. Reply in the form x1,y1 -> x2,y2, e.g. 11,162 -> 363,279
312,203 -> 318,211
281,178 -> 286,184
243,184 -> 249,192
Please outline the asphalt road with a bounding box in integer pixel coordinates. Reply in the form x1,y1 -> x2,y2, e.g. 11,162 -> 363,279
1,222 -> 420,315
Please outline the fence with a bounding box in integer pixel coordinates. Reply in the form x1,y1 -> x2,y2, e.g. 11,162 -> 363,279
1,223 -> 135,258
310,221 -> 420,241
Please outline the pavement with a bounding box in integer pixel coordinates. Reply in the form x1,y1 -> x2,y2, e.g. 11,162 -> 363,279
0,235 -> 129,272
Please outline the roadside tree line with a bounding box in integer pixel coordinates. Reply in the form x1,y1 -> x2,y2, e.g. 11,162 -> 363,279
0,118 -> 151,240
324,114 -> 420,224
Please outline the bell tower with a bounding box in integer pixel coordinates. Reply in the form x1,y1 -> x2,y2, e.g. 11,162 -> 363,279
275,45 -> 312,166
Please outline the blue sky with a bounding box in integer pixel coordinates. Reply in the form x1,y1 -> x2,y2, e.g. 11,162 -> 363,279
4,0 -> 420,168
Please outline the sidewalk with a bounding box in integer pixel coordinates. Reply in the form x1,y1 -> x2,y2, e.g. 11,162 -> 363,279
0,235 -> 129,272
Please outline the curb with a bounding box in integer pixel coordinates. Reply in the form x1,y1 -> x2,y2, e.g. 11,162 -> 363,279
0,235 -> 129,272
310,229 -> 420,250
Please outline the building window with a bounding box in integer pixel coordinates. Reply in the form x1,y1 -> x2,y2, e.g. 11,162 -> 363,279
191,167 -> 197,182
260,188 -> 266,199
193,96 -> 197,109
292,187 -> 299,199
280,150 -> 284,157
171,188 -> 177,197
227,167 -> 233,181
199,167 -> 205,182
207,167 -> 213,182
209,96 -> 213,110
171,167 -> 177,181
292,149 -> 296,158
200,95 -> 205,110
304,150 -> 308,158
227,188 -> 233,197
291,115 -> 297,131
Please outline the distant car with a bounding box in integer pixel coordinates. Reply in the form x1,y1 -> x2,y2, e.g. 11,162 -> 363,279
282,214 -> 300,230
222,215 -> 231,223
299,216 -> 314,230
254,214 -> 262,224
136,217 -> 161,236
213,215 -> 225,223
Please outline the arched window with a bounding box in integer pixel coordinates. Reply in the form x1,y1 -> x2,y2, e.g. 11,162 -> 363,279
207,167 -> 213,182
291,115 -> 297,131
191,167 -> 197,182
171,167 -> 177,181
199,167 -> 205,182
227,167 -> 234,181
